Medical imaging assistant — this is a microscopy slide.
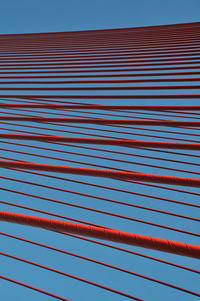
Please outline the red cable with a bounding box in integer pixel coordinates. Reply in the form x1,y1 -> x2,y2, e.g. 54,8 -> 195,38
1,172 -> 199,222
0,250 -> 198,297
2,116 -> 200,128
15,166 -> 200,207
0,77 -> 200,84
0,253 -> 141,300
1,67 -> 200,75
2,184 -> 198,237
0,196 -> 105,228
0,133 -> 200,150
5,104 -> 200,124
2,52 -> 200,63
1,93 -> 200,99
3,107 -> 200,143
2,107 -> 200,144
0,84 -> 200,90
0,70 -> 199,77
1,56 -> 200,67
0,211 -> 200,258
2,113 -> 200,145
1,47 -> 200,59
1,231 -> 199,275
0,275 -> 69,301
5,161 -> 200,208
1,140 -> 200,176
0,104 -> 200,111
1,60 -> 200,70
1,64 -> 200,75
0,159 -> 200,187
2,138 -> 199,172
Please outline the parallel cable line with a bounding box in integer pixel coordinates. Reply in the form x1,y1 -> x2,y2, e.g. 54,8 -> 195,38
1,211 -> 200,259
1,22 -> 200,300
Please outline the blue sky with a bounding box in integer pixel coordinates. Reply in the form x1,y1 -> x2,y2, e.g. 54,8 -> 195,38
0,1 -> 200,301
0,0 -> 199,34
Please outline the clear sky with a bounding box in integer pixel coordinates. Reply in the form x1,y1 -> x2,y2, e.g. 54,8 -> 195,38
0,1 -> 200,301
0,0 -> 199,34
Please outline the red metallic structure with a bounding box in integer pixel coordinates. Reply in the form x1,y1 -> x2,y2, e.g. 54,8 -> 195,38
0,22 -> 199,300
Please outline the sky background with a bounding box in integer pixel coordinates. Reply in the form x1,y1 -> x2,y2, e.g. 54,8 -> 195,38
0,1 -> 200,301
0,0 -> 199,34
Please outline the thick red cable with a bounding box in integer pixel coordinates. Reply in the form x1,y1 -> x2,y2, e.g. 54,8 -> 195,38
1,113 -> 200,162
1,39 -> 200,52
0,133 -> 200,150
7,162 -> 200,208
5,104 -> 200,124
2,141 -> 200,205
1,67 -> 200,75
1,23 -> 200,300
2,107 -> 200,143
2,180 -> 198,236
2,54 -> 200,63
1,93 -> 200,99
3,105 -> 200,139
2,113 -> 200,145
0,70 -> 199,77
0,211 -> 200,258
3,108 -> 200,137
0,196 -> 105,228
1,118 -> 200,164
1,60 -> 200,70
0,104 -> 200,111
2,116 -> 200,128
1,45 -> 200,57
1,77 -> 200,84
0,160 -> 200,187
2,64 -> 200,75
3,184 -> 196,239
2,53 -> 200,64
1,140 -> 200,176
1,119 -> 200,146
0,84 -> 200,90
1,38 -> 200,52
1,47 -> 200,59
0,56 -> 200,70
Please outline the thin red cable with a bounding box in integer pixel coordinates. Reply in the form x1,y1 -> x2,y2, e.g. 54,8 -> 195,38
1,172 -> 199,222
2,114 -> 200,145
0,275 -> 70,301
1,231 -> 199,275
1,140 -> 200,176
7,162 -> 200,208
2,184 -> 198,237
0,254 -> 141,300
0,196 -> 105,228
0,250 -> 198,297
5,104 -> 200,124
